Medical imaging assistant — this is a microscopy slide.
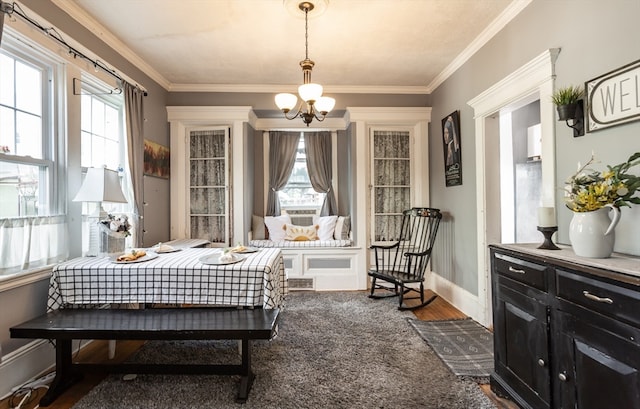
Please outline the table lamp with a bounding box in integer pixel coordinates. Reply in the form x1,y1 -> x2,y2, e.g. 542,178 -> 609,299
73,167 -> 127,256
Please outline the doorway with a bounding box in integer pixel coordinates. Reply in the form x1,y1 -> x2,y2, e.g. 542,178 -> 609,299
467,48 -> 559,326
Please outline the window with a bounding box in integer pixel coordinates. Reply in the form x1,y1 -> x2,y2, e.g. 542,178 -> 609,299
80,79 -> 123,170
0,36 -> 67,276
0,48 -> 54,218
79,77 -> 131,254
280,134 -> 325,209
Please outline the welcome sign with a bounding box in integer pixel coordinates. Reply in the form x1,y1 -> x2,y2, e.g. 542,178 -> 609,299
586,59 -> 640,132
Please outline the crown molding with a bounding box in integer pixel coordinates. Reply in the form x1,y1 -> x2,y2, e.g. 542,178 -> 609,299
51,0 -> 171,90
346,107 -> 432,123
166,106 -> 255,123
168,83 -> 430,95
426,0 -> 532,93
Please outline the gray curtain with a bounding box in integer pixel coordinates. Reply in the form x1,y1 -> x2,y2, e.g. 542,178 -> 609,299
124,83 -> 145,247
305,131 -> 337,216
266,131 -> 300,216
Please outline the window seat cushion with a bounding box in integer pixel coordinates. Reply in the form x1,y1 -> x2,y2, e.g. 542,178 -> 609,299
248,239 -> 353,248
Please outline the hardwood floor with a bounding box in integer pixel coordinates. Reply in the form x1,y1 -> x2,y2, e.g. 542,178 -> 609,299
2,290 -> 518,409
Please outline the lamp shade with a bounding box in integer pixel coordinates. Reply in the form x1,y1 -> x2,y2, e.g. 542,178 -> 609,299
298,83 -> 323,103
315,96 -> 335,114
73,167 -> 127,203
275,93 -> 298,111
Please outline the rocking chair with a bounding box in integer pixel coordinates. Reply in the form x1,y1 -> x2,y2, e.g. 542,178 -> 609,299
368,207 -> 442,310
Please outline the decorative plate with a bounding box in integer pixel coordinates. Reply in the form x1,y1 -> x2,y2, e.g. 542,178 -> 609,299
199,253 -> 246,265
232,247 -> 259,254
154,247 -> 182,254
111,252 -> 159,264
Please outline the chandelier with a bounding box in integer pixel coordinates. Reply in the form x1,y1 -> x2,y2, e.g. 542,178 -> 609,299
275,1 -> 335,126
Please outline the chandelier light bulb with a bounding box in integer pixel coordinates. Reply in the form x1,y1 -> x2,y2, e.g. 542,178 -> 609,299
298,83 -> 323,103
315,96 -> 335,114
275,93 -> 298,111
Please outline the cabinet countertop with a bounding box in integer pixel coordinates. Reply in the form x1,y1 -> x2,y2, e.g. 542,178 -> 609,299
490,243 -> 640,282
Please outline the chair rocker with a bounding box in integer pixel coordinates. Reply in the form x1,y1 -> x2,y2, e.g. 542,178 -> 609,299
368,207 -> 442,310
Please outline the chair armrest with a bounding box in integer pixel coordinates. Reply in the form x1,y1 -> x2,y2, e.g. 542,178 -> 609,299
370,242 -> 400,250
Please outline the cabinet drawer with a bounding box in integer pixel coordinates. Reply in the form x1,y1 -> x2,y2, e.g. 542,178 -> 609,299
494,252 -> 547,291
557,269 -> 640,328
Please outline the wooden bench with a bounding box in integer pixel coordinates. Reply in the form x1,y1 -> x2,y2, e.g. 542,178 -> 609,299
10,308 -> 280,405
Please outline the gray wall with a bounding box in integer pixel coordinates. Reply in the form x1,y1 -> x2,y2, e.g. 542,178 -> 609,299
19,0 -> 172,248
429,0 -> 640,294
1,0 -> 171,358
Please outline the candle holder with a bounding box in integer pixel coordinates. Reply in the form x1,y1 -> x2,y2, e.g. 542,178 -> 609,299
537,226 -> 560,250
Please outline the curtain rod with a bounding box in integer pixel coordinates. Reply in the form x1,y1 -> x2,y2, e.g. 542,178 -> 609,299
0,1 -> 148,96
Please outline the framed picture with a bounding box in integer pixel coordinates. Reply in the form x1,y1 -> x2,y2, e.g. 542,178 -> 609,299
442,111 -> 462,187
143,139 -> 170,179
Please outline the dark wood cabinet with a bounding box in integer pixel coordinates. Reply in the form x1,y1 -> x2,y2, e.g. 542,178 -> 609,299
490,244 -> 640,409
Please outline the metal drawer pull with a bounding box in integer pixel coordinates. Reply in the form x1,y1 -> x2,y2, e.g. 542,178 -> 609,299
508,266 -> 526,274
583,291 -> 613,304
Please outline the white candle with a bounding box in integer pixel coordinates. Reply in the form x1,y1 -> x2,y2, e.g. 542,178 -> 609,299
538,207 -> 556,227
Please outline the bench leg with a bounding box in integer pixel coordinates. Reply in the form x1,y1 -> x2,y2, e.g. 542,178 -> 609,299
39,340 -> 83,407
236,338 -> 255,403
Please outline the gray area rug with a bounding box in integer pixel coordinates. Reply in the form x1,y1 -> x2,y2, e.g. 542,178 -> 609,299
72,292 -> 496,409
408,318 -> 494,382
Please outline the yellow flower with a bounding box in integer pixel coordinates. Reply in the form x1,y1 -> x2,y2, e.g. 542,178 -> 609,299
565,153 -> 640,212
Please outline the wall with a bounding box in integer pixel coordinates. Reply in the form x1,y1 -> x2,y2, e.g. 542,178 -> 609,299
1,0 -> 170,397
429,0 -> 640,297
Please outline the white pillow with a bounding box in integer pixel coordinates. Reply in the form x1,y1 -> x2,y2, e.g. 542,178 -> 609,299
264,214 -> 291,241
313,215 -> 338,241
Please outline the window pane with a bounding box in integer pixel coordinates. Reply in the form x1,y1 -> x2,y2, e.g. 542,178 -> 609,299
81,94 -> 92,131
280,135 -> 325,208
81,92 -> 121,171
15,60 -> 42,115
91,134 -> 104,167
0,106 -> 15,153
91,99 -> 105,136
16,111 -> 42,158
104,139 -> 119,170
81,131 -> 92,167
105,105 -> 119,141
0,53 -> 15,107
0,161 -> 47,217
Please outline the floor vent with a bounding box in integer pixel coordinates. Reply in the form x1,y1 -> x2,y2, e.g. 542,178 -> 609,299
288,278 -> 315,290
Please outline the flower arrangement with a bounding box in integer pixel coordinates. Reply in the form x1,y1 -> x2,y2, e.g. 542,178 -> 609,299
100,214 -> 131,237
565,152 -> 640,212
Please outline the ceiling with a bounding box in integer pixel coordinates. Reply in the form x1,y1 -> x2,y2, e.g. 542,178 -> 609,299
56,0 -> 523,94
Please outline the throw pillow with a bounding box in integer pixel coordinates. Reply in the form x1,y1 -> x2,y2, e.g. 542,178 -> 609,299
264,214 -> 291,241
334,215 -> 351,240
284,224 -> 319,241
313,215 -> 338,241
252,214 -> 266,240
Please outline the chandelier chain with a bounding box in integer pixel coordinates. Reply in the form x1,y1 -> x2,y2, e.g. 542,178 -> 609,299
304,6 -> 309,60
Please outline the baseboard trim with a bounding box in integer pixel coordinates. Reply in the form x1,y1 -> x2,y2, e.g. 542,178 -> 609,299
427,272 -> 488,326
0,340 -> 55,400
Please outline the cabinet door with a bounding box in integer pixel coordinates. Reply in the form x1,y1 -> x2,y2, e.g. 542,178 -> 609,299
493,282 -> 551,408
370,129 -> 412,243
554,310 -> 640,409
188,128 -> 230,246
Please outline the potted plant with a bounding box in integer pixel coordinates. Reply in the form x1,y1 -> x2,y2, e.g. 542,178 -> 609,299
551,85 -> 584,121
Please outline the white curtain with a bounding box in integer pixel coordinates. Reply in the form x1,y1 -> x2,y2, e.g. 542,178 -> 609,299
0,215 -> 69,275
